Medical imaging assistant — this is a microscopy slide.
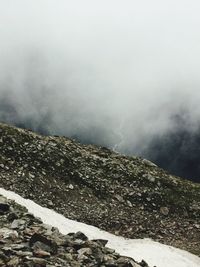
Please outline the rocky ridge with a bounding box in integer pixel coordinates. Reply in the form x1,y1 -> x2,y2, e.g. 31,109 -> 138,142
0,122 -> 199,256
0,194 -> 150,267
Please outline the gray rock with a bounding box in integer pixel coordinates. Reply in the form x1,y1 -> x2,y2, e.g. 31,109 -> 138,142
142,159 -> 157,167
30,233 -> 58,254
160,207 -> 169,216
11,219 -> 26,230
0,228 -> 18,239
78,247 -> 92,257
74,231 -> 88,241
116,257 -> 141,267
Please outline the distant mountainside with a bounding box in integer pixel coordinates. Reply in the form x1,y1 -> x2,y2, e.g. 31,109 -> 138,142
0,122 -> 200,256
142,126 -> 200,183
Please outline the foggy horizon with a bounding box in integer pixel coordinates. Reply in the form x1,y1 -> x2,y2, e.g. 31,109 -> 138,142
1,1 -> 200,182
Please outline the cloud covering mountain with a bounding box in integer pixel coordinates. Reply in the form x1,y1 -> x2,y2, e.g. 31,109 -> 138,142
1,0 -> 200,181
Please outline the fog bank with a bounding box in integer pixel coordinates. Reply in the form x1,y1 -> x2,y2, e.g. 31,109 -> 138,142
1,1 -> 200,181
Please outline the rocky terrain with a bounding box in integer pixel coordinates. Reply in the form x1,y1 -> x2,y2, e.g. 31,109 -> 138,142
0,194 -> 149,267
0,122 -> 199,256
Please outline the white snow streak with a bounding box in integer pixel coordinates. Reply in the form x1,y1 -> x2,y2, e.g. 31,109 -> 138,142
0,187 -> 199,267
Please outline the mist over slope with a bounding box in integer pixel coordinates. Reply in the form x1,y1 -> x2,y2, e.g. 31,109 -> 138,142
1,1 -> 200,182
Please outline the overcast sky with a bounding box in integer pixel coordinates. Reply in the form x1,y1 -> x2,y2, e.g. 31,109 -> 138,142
1,0 -> 200,154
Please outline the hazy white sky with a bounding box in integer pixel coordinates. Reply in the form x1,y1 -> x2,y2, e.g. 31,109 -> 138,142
1,0 -> 200,152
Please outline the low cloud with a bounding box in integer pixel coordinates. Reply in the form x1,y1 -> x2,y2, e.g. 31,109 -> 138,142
1,1 -> 200,181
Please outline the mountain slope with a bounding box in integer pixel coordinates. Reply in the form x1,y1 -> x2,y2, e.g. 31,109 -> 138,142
0,122 -> 199,256
1,187 -> 200,267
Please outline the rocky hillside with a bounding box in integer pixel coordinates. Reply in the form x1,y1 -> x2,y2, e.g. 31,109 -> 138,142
0,194 -> 149,267
0,122 -> 199,256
